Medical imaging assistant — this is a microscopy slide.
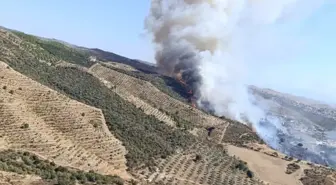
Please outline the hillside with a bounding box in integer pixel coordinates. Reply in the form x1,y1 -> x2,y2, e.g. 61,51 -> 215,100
0,61 -> 127,177
250,86 -> 336,167
0,27 -> 336,185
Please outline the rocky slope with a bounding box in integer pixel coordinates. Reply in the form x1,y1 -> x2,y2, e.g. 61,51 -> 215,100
250,86 -> 336,167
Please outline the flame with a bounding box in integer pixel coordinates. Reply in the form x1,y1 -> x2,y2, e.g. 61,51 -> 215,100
175,71 -> 196,108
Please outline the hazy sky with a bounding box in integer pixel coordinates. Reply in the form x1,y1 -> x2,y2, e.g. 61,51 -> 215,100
1,0 -> 336,104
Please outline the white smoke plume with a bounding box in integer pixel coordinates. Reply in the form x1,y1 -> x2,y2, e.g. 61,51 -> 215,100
145,0 -> 325,144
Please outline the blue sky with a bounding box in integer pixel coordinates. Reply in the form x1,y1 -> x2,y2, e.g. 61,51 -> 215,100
248,3 -> 336,103
0,0 -> 335,104
0,0 -> 154,61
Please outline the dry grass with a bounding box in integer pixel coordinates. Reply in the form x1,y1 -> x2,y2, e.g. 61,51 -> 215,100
0,61 -> 129,179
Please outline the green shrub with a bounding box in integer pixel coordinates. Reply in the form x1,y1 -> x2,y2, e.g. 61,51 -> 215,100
236,160 -> 249,171
0,150 -> 124,185
20,123 -> 29,129
247,170 -> 254,178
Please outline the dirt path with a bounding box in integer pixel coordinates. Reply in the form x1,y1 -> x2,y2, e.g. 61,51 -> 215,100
219,123 -> 230,144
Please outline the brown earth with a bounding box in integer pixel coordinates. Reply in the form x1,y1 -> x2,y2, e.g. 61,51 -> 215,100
227,145 -> 309,185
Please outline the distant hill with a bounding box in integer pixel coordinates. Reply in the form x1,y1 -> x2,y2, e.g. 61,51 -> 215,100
249,85 -> 333,108
84,48 -> 158,73
250,85 -> 336,168
0,25 -> 335,185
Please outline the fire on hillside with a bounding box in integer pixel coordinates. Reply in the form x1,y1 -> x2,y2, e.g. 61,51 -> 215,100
175,71 -> 197,108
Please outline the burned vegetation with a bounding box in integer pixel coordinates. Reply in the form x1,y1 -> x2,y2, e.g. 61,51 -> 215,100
300,166 -> 336,185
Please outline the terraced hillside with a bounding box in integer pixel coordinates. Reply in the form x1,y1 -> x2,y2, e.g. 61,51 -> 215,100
222,121 -> 264,147
87,61 -> 336,185
1,27 -> 336,185
98,62 -> 188,103
89,64 -> 227,128
88,65 -> 177,127
0,27 -> 196,171
0,149 -> 124,185
140,142 -> 263,185
102,61 -> 139,72
111,86 -> 178,127
88,63 -> 267,147
0,61 -> 128,178
0,59 -> 264,184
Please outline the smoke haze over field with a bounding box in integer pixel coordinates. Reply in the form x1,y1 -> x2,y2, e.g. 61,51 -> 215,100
145,0 -> 328,149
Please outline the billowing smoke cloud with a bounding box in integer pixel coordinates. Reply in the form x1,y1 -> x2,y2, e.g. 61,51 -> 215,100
145,0 -> 325,145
